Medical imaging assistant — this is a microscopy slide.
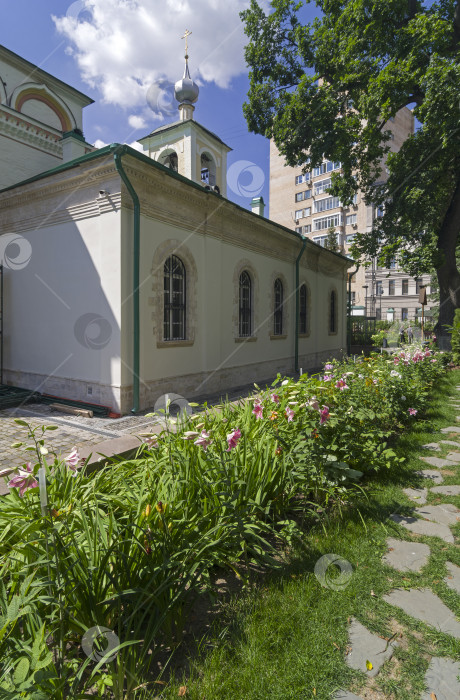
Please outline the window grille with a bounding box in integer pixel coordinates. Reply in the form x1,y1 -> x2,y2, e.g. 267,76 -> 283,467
164,255 -> 186,340
274,278 -> 283,335
239,271 -> 252,337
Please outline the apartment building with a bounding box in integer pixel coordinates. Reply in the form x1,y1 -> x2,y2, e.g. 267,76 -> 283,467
365,260 -> 432,322
268,107 -> 423,318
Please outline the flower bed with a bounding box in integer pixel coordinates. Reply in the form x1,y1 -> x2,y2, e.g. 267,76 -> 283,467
0,346 -> 449,698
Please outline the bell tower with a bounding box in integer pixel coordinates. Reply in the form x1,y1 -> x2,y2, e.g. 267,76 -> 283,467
137,30 -> 231,197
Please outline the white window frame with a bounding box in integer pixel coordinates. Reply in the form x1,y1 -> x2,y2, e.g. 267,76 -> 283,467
312,214 -> 343,231
314,178 -> 332,196
314,196 -> 341,214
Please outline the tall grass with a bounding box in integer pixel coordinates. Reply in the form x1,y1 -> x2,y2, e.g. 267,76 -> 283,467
0,344 -> 449,698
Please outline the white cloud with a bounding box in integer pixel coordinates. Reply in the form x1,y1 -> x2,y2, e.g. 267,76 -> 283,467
128,114 -> 147,130
128,140 -> 143,152
92,137 -> 144,152
53,0 -> 253,116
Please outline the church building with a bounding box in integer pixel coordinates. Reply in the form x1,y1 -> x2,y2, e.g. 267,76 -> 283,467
0,42 -> 351,414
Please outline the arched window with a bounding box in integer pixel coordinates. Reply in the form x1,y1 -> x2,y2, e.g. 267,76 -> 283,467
299,284 -> 308,334
239,271 -> 252,337
164,255 -> 186,340
200,152 -> 216,186
159,149 -> 178,171
274,278 -> 283,335
330,290 -> 337,333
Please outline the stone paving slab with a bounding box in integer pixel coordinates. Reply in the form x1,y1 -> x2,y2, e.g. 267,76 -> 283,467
390,513 -> 454,543
445,562 -> 460,595
403,487 -> 428,504
441,440 -> 460,448
441,426 -> 460,434
431,485 -> 460,497
345,618 -> 397,678
422,442 -> 441,451
383,538 -> 430,572
414,503 -> 460,527
415,470 -> 444,484
445,451 -> 460,463
334,692 -> 364,700
421,456 -> 456,468
421,656 -> 460,700
382,588 -> 460,638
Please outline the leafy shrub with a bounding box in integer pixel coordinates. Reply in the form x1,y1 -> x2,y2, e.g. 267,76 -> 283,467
448,308 -> 460,364
0,345 -> 448,697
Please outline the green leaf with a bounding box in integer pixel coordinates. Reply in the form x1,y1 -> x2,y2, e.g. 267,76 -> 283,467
13,658 -> 30,685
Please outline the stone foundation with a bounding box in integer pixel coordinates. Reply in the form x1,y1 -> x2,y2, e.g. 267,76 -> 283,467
3,347 -> 342,415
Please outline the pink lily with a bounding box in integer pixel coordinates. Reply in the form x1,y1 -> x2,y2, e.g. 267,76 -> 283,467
271,393 -> 280,404
335,379 -> 349,390
0,466 -> 17,480
194,430 -> 212,451
182,431 -> 199,440
64,448 -> 82,475
285,407 -> 294,422
252,402 -> 264,419
319,406 -> 330,424
408,408 -> 417,416
8,462 -> 38,497
324,363 -> 334,370
226,428 -> 241,451
65,448 -> 80,468
143,435 -> 159,448
308,399 -> 320,411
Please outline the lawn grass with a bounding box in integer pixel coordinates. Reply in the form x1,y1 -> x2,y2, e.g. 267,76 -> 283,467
159,368 -> 460,700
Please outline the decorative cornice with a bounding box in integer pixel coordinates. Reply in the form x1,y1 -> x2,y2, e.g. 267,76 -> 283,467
0,106 -> 62,156
0,151 -> 350,273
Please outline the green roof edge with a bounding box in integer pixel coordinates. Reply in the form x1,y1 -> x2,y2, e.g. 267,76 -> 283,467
0,143 -> 352,266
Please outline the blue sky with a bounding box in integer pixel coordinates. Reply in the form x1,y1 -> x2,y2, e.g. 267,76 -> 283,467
1,0 -> 320,214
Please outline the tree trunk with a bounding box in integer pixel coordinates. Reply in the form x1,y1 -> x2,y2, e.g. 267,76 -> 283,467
435,177 -> 460,349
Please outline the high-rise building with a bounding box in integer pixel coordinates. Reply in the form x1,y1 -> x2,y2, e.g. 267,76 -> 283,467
269,107 -> 432,322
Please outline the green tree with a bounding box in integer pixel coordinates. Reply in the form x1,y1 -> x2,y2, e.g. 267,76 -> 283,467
241,0 -> 460,346
324,225 -> 339,252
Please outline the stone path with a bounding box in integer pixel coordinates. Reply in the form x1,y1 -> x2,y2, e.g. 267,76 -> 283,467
414,469 -> 444,484
382,538 -> 430,572
382,588 -> 460,638
339,400 -> 460,700
345,618 -> 398,678
403,486 -> 428,503
421,657 -> 460,700
445,562 -> 460,594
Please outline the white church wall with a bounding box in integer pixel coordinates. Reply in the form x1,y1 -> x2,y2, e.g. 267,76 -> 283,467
0,190 -> 123,410
0,134 -> 61,190
117,167 -> 349,413
0,150 -> 349,415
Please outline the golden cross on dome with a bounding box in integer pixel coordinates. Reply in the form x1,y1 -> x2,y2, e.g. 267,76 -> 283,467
181,29 -> 192,57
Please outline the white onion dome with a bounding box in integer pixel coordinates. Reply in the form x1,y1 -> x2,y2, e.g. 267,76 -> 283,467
174,59 -> 199,105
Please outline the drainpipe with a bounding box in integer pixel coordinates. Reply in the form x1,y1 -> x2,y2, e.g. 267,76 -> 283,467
113,146 -> 140,414
347,262 -> 360,356
295,235 -> 307,373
